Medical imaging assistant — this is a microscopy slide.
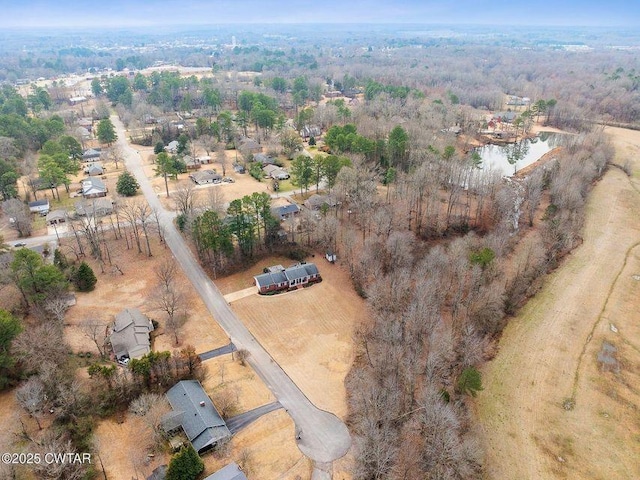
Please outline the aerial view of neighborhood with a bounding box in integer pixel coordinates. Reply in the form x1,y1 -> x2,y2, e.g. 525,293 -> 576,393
0,1 -> 639,479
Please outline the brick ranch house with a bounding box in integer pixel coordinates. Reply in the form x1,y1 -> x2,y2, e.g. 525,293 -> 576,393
253,263 -> 321,294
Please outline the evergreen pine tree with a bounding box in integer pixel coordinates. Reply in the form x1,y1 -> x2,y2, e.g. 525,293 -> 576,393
165,445 -> 204,480
74,262 -> 97,292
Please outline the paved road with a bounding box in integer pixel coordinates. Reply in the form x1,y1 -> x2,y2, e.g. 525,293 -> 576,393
226,401 -> 283,434
198,342 -> 236,361
112,117 -> 351,465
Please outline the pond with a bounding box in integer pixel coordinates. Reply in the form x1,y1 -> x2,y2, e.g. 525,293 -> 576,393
476,132 -> 564,176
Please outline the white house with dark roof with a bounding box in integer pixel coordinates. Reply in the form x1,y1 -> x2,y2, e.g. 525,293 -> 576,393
161,380 -> 232,455
109,308 -> 154,360
28,199 -> 50,215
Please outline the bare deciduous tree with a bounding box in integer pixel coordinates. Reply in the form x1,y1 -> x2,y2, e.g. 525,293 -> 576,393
3,199 -> 32,237
79,318 -> 109,359
16,376 -> 46,430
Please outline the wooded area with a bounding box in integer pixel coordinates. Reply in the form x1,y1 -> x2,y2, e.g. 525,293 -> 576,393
0,23 -> 637,479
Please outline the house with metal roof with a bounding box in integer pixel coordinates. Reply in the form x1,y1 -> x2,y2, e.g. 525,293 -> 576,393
109,308 -> 154,360
161,380 -> 232,455
203,462 -> 248,480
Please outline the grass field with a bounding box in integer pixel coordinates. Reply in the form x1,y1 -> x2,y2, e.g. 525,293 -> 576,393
474,127 -> 640,479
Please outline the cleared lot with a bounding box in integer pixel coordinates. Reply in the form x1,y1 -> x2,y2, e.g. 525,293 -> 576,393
224,256 -> 365,419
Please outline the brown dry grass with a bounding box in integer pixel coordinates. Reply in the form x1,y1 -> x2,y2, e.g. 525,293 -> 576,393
227,256 -> 365,418
202,409 -> 311,480
474,127 -> 640,479
63,236 -> 229,355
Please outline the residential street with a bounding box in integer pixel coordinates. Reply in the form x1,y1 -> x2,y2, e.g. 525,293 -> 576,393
112,116 -> 352,466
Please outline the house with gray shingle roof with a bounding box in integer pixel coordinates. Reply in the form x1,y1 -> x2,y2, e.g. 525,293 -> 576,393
253,263 -> 321,294
109,308 -> 154,360
203,462 -> 248,480
162,380 -> 231,455
81,177 -> 107,198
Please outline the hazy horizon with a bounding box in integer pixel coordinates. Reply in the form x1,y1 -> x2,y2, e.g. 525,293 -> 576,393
2,0 -> 639,28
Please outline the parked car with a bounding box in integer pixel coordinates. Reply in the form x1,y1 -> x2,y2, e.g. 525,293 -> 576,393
13,242 -> 26,247
222,177 -> 235,183
117,356 -> 130,366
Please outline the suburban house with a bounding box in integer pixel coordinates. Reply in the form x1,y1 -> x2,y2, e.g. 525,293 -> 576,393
203,463 -> 248,480
190,170 -> 222,185
81,177 -> 108,198
68,95 -> 87,105
109,308 -> 154,361
82,148 -> 101,162
46,209 -> 67,225
300,125 -> 322,139
75,197 -> 114,217
161,380 -> 232,455
165,140 -> 179,154
238,137 -> 261,154
28,199 -> 50,215
491,111 -> 518,124
84,162 -> 104,176
253,153 -> 276,165
253,263 -> 321,294
184,156 -> 202,170
77,118 -> 93,131
76,126 -> 91,140
271,203 -> 300,221
262,164 -> 290,180
303,194 -> 337,210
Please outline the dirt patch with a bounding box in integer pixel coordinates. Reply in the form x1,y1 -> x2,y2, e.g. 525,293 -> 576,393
228,256 -> 365,418
474,127 -> 640,479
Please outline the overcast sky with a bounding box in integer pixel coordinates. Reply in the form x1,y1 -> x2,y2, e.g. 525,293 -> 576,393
2,0 -> 638,28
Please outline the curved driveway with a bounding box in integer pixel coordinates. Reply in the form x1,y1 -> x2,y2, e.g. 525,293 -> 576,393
112,117 -> 351,465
